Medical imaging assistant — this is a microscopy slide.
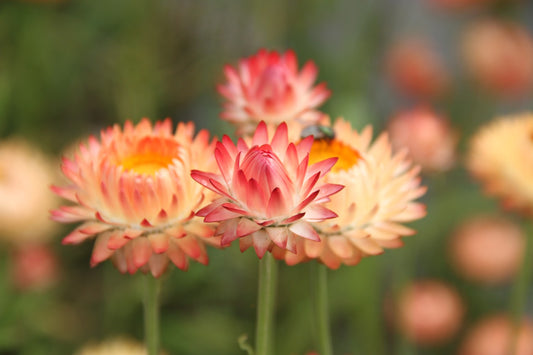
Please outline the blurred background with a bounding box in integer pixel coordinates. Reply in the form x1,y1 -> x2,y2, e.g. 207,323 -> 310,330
1,0 -> 533,354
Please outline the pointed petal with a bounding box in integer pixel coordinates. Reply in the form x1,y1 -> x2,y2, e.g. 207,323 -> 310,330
289,222 -> 320,241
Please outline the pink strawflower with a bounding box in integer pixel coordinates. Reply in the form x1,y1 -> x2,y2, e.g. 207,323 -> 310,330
51,119 -> 217,277
217,49 -> 331,135
191,121 -> 343,258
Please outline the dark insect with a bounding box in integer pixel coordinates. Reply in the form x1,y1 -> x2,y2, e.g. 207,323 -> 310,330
300,125 -> 335,140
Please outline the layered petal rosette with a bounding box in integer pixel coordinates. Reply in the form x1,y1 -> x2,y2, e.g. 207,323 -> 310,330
467,113 -> 533,215
272,119 -> 427,269
217,49 -> 331,135
191,121 -> 343,258
51,119 -> 217,277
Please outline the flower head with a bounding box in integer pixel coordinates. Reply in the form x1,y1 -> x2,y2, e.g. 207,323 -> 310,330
467,113 -> 533,215
217,49 -> 331,135
459,314 -> 533,355
386,38 -> 448,99
449,215 -> 525,284
75,337 -> 162,355
272,119 -> 426,269
0,139 -> 59,245
462,19 -> 533,98
191,121 -> 343,258
394,280 -> 464,345
387,107 -> 458,173
51,119 -> 217,277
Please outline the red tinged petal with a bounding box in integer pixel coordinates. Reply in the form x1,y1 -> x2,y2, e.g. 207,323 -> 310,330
307,157 -> 338,178
131,238 -> 152,268
237,218 -> 262,238
281,213 -> 305,225
90,232 -> 115,267
289,222 -> 320,241
252,230 -> 272,259
148,233 -> 169,254
62,227 -> 95,245
149,254 -> 169,278
270,122 -> 289,156
220,219 -> 240,245
266,227 -> 288,249
107,230 -> 130,250
267,187 -> 288,217
167,240 -> 188,271
303,205 -> 338,222
252,121 -> 269,146
204,206 -> 242,222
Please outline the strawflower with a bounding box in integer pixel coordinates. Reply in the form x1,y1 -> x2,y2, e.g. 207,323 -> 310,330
51,119 -> 217,277
272,119 -> 426,269
467,113 -> 533,215
450,215 -> 525,284
191,121 -> 343,258
218,49 -> 331,135
75,337 -> 164,355
0,139 -> 59,245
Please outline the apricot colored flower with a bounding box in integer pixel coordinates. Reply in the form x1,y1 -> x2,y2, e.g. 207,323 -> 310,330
395,280 -> 464,345
191,121 -> 342,258
272,119 -> 426,269
462,19 -> 533,98
450,215 -> 525,284
387,107 -> 457,173
386,38 -> 448,99
75,337 -> 163,355
0,139 -> 59,245
51,119 -> 217,277
459,314 -> 533,355
467,114 -> 533,215
217,49 -> 331,135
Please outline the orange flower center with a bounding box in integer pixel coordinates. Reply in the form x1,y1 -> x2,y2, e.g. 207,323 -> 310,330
120,153 -> 174,175
309,139 -> 361,173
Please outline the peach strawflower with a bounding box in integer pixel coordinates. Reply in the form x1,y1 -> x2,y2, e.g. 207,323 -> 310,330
462,19 -> 533,98
10,244 -> 59,291
450,215 -> 525,284
191,121 -> 343,258
0,139 -> 59,245
387,107 -> 458,173
458,314 -> 533,355
386,38 -> 448,99
75,337 -> 164,355
395,280 -> 464,345
51,119 -> 217,277
272,118 -> 426,269
217,49 -> 331,135
467,113 -> 533,215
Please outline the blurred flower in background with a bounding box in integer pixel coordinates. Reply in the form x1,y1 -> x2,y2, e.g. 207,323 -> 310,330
387,107 -> 458,173
467,113 -> 533,215
395,280 -> 464,346
74,337 -> 162,355
462,19 -> 533,99
458,314 -> 533,355
272,118 -> 426,268
385,38 -> 449,99
429,0 -> 509,10
51,119 -> 218,277
0,139 -> 59,244
449,215 -> 525,284
9,244 -> 59,291
192,121 -> 342,258
218,49 -> 331,135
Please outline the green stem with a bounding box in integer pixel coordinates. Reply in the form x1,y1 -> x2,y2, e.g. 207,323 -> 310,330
310,262 -> 333,355
255,253 -> 278,355
143,275 -> 161,355
509,230 -> 533,355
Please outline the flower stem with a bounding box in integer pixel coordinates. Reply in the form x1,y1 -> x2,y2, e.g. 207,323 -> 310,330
310,262 -> 333,355
509,229 -> 533,354
255,253 -> 278,355
143,275 -> 161,355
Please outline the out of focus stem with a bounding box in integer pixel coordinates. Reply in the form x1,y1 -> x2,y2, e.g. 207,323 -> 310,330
143,275 -> 161,355
509,230 -> 533,354
256,253 -> 278,355
310,262 -> 333,355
